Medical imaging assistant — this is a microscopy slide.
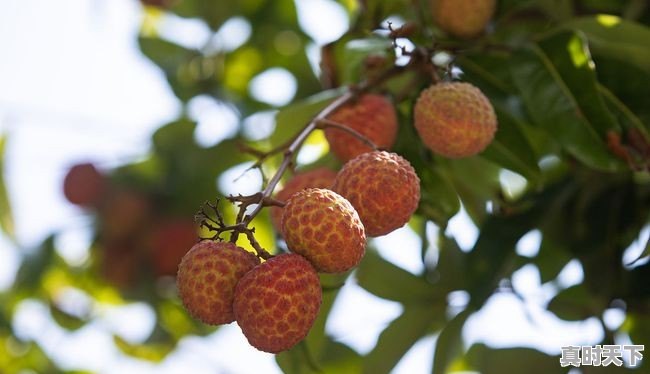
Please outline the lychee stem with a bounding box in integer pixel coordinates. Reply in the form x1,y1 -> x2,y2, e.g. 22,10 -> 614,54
316,118 -> 380,151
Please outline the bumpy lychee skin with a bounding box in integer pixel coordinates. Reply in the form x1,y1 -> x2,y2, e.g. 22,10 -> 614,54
270,168 -> 337,235
177,241 -> 259,325
414,82 -> 497,158
282,188 -> 366,273
325,94 -> 398,162
431,0 -> 496,39
333,151 -> 420,237
234,253 -> 322,353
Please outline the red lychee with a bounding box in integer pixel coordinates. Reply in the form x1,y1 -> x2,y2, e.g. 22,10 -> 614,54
282,188 -> 366,273
233,253 -> 322,353
63,162 -> 106,207
333,151 -> 420,237
149,218 -> 198,277
177,241 -> 260,325
325,94 -> 398,162
414,82 -> 497,158
270,167 -> 337,235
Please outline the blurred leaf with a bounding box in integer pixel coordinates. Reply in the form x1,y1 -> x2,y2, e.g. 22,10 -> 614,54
443,157 -> 501,225
565,16 -> 650,73
169,0 -> 236,30
466,181 -> 560,307
509,44 -> 620,171
363,305 -> 441,374
466,343 -> 567,374
49,300 -> 86,331
434,235 -> 470,291
431,309 -> 472,374
547,284 -> 604,321
356,250 -> 440,304
138,37 -> 204,101
481,106 -> 541,182
15,236 -> 56,292
534,237 -> 572,284
113,335 -> 174,362
0,135 -> 14,240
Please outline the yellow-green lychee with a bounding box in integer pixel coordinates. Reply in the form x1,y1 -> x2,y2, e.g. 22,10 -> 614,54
177,241 -> 259,325
325,94 -> 398,162
282,188 -> 366,273
414,82 -> 497,158
333,151 -> 420,237
233,253 -> 322,353
270,167 -> 337,236
431,0 -> 496,39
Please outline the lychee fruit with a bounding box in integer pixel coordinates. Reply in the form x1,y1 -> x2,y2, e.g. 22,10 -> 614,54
63,162 -> 106,207
325,94 -> 398,162
414,82 -> 497,158
149,218 -> 198,277
333,151 -> 420,237
282,188 -> 366,273
233,253 -> 322,353
431,0 -> 496,39
177,241 -> 260,325
270,167 -> 337,235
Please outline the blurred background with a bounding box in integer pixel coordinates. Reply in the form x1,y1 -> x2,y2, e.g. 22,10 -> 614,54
0,0 -> 648,373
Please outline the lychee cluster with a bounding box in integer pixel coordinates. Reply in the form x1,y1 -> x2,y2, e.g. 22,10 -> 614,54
177,149 -> 422,352
62,162 -> 199,289
177,81 -> 498,353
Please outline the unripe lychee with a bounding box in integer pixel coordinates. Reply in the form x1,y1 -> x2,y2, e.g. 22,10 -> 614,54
270,168 -> 337,235
325,94 -> 398,162
149,218 -> 198,277
63,162 -> 106,207
414,82 -> 497,158
233,253 -> 322,353
431,0 -> 496,39
177,241 -> 259,325
282,188 -> 366,273
333,151 -> 420,237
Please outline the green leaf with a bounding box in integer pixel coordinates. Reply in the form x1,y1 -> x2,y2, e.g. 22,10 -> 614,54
15,236 -> 56,292
547,285 -> 604,321
508,44 -> 620,171
538,31 -> 620,137
49,301 -> 86,331
431,309 -> 472,374
0,135 -> 14,240
356,250 -> 440,304
113,335 -> 174,362
534,237 -> 572,284
564,15 -> 650,74
363,305 -> 441,374
466,343 -> 567,374
481,106 -> 541,182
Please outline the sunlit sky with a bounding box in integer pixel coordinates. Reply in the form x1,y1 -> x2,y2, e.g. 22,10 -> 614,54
0,0 -> 643,373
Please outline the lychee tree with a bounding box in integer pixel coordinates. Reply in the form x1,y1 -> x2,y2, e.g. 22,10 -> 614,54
3,0 -> 650,372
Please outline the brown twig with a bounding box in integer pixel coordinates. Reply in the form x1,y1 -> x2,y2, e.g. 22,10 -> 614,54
316,118 -> 379,150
